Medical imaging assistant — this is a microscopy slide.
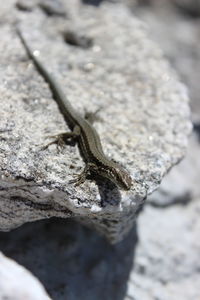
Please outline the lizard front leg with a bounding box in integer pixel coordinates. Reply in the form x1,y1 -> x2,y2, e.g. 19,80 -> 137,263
42,125 -> 81,151
69,162 -> 98,186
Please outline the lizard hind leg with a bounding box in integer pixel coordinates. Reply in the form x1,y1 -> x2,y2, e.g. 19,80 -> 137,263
84,107 -> 102,124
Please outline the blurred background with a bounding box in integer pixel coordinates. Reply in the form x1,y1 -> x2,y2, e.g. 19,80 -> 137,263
0,1 -> 199,299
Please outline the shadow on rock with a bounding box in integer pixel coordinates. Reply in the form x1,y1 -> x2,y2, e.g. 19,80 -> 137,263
0,218 -> 138,300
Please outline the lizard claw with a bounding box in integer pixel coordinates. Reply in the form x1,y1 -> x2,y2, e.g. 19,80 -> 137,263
40,134 -> 66,153
68,166 -> 90,186
69,175 -> 86,186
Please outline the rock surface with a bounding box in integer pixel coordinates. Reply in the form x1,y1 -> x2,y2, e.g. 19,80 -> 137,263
0,252 -> 51,300
0,0 -> 191,242
126,197 -> 200,300
0,1 -> 199,300
133,0 -> 200,123
147,133 -> 200,207
173,0 -> 200,17
0,219 -> 138,300
0,191 -> 199,300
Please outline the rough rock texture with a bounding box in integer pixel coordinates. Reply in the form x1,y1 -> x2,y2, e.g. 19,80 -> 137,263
126,196 -> 200,300
0,186 -> 199,300
0,0 -> 191,242
127,2 -> 200,299
147,133 -> 200,207
0,1 -> 198,300
0,252 -> 51,300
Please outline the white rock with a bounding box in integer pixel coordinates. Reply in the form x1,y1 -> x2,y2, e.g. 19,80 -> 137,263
0,252 -> 51,300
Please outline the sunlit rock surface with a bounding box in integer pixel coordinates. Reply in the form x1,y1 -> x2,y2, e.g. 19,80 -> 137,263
0,0 -> 191,242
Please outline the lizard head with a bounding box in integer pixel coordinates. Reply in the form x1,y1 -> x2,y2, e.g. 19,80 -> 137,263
96,164 -> 132,191
110,165 -> 132,190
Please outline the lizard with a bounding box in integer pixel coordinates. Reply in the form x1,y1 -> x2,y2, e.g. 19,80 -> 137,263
17,27 -> 132,190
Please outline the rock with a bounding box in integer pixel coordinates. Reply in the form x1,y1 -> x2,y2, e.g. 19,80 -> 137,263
126,198 -> 200,300
0,219 -> 138,300
38,0 -> 67,17
133,0 -> 200,123
16,0 -> 36,12
0,196 -> 199,300
0,0 -> 191,242
147,133 -> 200,207
0,252 -> 51,300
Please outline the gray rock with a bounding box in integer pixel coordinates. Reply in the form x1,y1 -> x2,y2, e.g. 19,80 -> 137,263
0,0 -> 191,242
0,252 -> 51,300
147,133 -> 200,207
133,0 -> 200,122
39,0 -> 67,17
16,0 -> 67,16
0,196 -> 199,300
16,0 -> 36,12
0,219 -> 138,300
126,198 -> 200,300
